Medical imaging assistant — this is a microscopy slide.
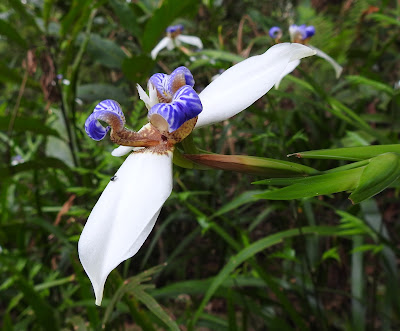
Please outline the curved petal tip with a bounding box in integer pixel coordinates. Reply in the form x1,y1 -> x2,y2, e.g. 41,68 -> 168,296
78,151 -> 173,305
195,43 -> 316,128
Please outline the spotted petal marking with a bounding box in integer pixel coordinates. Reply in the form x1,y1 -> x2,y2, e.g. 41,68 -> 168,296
149,66 -> 195,103
85,100 -> 125,141
148,85 -> 202,132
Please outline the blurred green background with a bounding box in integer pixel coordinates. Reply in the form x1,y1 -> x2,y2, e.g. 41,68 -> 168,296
1,0 -> 400,329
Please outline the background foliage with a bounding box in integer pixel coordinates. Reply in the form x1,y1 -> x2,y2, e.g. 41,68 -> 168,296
1,0 -> 399,330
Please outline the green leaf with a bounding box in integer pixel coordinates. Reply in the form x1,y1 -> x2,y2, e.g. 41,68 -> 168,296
7,0 -> 41,33
2,259 -> 60,330
0,115 -> 60,137
369,13 -> 400,27
322,247 -> 340,262
256,167 -> 363,200
190,226 -> 344,327
0,19 -> 27,48
43,0 -> 55,30
196,49 -> 245,63
122,54 -> 155,83
349,153 -> 400,204
346,75 -> 394,96
0,157 -> 71,178
290,144 -> 400,161
142,0 -> 199,52
212,190 -> 264,217
60,0 -> 91,37
85,33 -> 127,69
184,154 -> 318,177
77,83 -> 130,104
132,287 -> 180,331
109,0 -> 141,38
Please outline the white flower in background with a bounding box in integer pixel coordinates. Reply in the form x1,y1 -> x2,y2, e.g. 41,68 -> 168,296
269,24 -> 343,89
151,24 -> 203,60
79,43 -> 316,305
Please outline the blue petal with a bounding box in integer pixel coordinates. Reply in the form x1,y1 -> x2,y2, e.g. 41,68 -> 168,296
166,24 -> 184,34
85,100 -> 125,141
305,25 -> 315,38
290,24 -> 308,40
149,73 -> 169,99
168,66 -> 195,92
148,85 -> 202,132
269,26 -> 282,39
149,66 -> 194,102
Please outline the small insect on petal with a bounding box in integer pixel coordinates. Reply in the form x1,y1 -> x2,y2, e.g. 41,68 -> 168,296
110,175 -> 117,181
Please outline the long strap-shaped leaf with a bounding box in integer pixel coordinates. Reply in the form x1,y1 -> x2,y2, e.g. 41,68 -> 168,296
189,225 -> 345,328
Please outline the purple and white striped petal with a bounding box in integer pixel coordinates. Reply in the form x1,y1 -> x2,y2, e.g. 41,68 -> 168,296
85,100 -> 125,141
166,24 -> 184,34
148,85 -> 202,132
149,66 -> 195,102
269,26 -> 282,39
305,26 -> 315,39
289,24 -> 308,42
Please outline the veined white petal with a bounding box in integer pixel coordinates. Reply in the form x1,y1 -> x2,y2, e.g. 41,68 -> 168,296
195,43 -> 316,128
176,35 -> 203,49
274,59 -> 300,89
78,151 -> 173,305
151,37 -> 172,60
309,45 -> 343,79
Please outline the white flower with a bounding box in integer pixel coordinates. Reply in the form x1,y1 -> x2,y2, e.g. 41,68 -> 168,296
151,24 -> 203,60
270,25 -> 343,89
79,43 -> 316,305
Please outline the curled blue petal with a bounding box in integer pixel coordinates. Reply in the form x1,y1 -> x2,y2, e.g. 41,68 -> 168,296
149,66 -> 195,102
305,25 -> 315,38
269,26 -> 282,39
148,85 -> 202,132
85,100 -> 125,141
166,24 -> 184,34
168,66 -> 194,92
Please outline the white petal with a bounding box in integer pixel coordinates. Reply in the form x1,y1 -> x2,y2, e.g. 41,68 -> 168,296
309,45 -> 343,79
176,35 -> 203,49
195,43 -> 316,128
166,38 -> 175,50
274,59 -> 300,89
111,145 -> 135,157
137,84 -> 151,109
151,37 -> 172,60
148,82 -> 159,107
78,150 -> 173,305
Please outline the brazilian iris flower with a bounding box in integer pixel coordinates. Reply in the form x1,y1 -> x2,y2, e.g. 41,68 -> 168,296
151,24 -> 203,60
269,24 -> 343,88
79,43 -> 316,305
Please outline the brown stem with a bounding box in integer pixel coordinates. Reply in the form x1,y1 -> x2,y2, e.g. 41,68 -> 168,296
110,127 -> 161,147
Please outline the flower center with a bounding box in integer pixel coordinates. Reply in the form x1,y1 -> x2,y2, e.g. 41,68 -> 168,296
84,66 -> 202,154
